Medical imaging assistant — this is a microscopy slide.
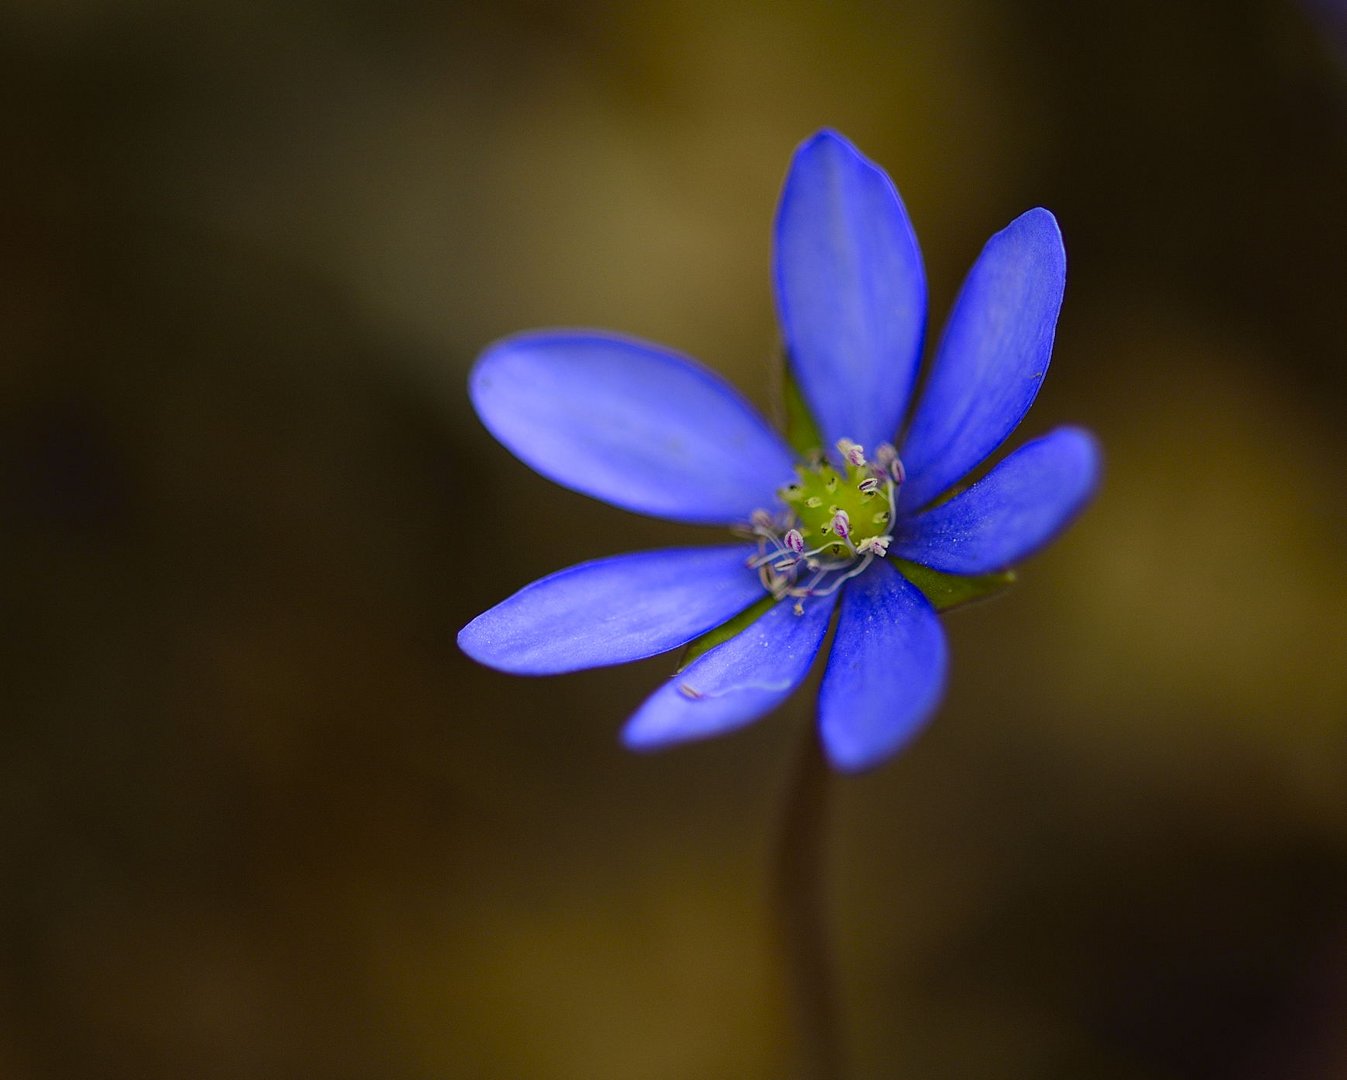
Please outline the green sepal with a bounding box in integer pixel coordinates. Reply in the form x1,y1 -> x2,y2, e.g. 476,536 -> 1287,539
782,369 -> 825,457
891,558 -> 1016,612
675,593 -> 777,672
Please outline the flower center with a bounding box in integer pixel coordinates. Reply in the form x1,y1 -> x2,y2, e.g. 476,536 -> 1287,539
743,438 -> 905,613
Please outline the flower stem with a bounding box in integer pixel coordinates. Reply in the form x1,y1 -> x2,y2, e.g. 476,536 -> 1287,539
772,720 -> 846,1079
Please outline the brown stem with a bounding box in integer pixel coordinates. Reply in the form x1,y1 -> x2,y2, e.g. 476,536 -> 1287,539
771,721 -> 846,1079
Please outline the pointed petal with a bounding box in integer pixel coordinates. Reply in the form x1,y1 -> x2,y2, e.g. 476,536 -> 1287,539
893,427 -> 1101,574
622,592 -> 836,751
470,331 -> 795,524
899,208 -> 1066,510
773,130 -> 926,453
458,546 -> 764,675
818,560 -> 946,772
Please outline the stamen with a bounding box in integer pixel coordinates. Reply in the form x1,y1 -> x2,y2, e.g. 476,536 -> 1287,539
800,565 -> 830,594
747,438 -> 901,613
809,554 -> 875,597
836,438 -> 867,467
748,543 -> 792,569
758,563 -> 790,599
798,548 -> 852,568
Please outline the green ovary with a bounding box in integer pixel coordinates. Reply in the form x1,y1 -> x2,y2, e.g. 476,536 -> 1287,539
780,460 -> 890,557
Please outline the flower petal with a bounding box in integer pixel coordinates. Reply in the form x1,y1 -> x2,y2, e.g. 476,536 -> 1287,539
470,331 -> 795,524
622,592 -> 836,750
893,426 -> 1101,574
458,546 -> 764,675
818,560 -> 947,772
898,208 -> 1066,511
773,130 -> 926,453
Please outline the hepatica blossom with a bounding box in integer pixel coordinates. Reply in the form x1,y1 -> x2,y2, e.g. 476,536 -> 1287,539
459,130 -> 1100,771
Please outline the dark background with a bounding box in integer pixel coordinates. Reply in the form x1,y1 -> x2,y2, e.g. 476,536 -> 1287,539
3,1 -> 1346,1077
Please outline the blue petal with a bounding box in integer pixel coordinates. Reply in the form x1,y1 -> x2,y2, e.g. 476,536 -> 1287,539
773,130 -> 926,453
458,545 -> 765,675
899,208 -> 1066,511
470,331 -> 795,524
622,592 -> 836,750
893,426 -> 1101,574
818,560 -> 947,772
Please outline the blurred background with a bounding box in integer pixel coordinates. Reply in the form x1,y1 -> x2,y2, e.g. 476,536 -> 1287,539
3,0 -> 1346,1077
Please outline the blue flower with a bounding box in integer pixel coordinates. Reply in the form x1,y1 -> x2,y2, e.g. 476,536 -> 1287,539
458,130 -> 1100,772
